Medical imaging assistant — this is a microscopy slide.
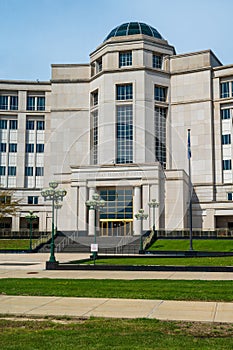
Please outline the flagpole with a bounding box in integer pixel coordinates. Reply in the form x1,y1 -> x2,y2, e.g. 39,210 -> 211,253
188,129 -> 193,251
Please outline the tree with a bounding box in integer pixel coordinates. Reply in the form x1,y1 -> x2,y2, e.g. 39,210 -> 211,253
0,189 -> 21,218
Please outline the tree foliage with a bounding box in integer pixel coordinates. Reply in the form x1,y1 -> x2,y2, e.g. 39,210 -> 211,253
0,189 -> 21,218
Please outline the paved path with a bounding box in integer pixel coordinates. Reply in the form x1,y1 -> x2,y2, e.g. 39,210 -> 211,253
0,253 -> 233,323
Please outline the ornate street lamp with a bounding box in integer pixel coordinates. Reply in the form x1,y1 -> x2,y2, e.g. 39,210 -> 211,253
25,210 -> 38,251
41,181 -> 67,263
135,208 -> 148,252
148,199 -> 159,235
85,192 -> 105,264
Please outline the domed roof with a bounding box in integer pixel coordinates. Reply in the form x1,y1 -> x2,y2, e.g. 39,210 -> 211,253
104,22 -> 164,41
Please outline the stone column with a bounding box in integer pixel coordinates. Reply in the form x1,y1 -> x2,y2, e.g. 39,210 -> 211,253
133,186 -> 141,235
78,184 -> 87,233
142,184 -> 150,231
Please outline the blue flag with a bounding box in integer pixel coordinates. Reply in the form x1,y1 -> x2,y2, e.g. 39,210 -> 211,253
187,129 -> 191,159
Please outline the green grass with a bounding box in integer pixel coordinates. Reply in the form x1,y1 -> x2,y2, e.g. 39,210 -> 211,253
1,278 -> 233,302
0,318 -> 233,350
85,256 -> 233,266
0,239 -> 33,250
148,239 -> 233,251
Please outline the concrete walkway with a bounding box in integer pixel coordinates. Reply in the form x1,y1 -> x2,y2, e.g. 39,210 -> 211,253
0,253 -> 233,323
1,295 -> 233,323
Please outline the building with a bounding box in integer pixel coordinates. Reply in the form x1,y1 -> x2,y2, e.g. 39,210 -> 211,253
1,22 -> 233,237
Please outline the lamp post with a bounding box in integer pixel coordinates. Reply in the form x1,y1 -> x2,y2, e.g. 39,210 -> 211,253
41,181 -> 67,264
54,200 -> 62,235
25,210 -> 38,251
85,192 -> 105,265
148,199 -> 159,236
135,209 -> 148,252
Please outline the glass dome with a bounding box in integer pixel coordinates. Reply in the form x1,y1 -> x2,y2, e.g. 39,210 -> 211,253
104,22 -> 163,41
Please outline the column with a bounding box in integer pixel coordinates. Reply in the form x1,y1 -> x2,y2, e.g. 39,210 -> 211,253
78,184 -> 87,233
133,186 -> 141,235
88,187 -> 95,236
142,184 -> 150,231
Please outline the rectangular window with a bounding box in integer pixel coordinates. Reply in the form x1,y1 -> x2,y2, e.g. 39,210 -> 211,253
25,167 -> 33,176
0,96 -> 8,110
228,192 -> 233,201
26,120 -> 35,130
0,143 -> 6,152
91,91 -> 98,106
96,57 -> 102,73
116,105 -> 133,164
220,82 -> 230,98
154,85 -> 167,102
36,144 -> 44,153
221,109 -> 231,120
35,167 -> 44,176
119,51 -> 132,67
0,120 -> 7,129
26,143 -> 34,153
90,110 -> 98,165
9,143 -> 17,152
37,97 -> 45,111
27,96 -> 35,110
223,159 -> 232,170
222,134 -> 231,145
37,120 -> 45,130
153,54 -> 162,69
10,96 -> 18,110
28,196 -> 39,205
9,120 -> 17,129
155,107 -> 167,168
8,166 -> 16,176
116,84 -> 133,100
0,166 -> 6,175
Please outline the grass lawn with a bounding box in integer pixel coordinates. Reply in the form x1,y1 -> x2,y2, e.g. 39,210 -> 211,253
1,278 -> 233,302
0,239 -> 32,250
0,318 -> 233,350
148,239 -> 233,251
84,256 -> 233,266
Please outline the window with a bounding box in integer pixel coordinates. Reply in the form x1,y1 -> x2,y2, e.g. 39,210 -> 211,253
9,143 -> 17,152
116,84 -> 133,100
91,90 -> 98,106
222,134 -> 231,145
0,120 -> 7,129
99,187 -> 133,220
228,192 -> 233,201
154,85 -> 167,102
90,110 -> 98,165
37,120 -> 44,130
36,144 -> 44,153
116,105 -> 133,164
27,95 -> 45,111
0,95 -> 18,110
28,196 -> 38,205
35,167 -> 44,176
96,57 -> 102,73
25,167 -> 33,176
9,120 -> 17,130
26,143 -> 34,153
155,107 -> 167,168
26,120 -> 34,130
0,166 -> 6,175
220,82 -> 230,98
223,159 -> 232,170
0,143 -> 6,152
119,51 -> 132,67
8,166 -> 16,176
221,109 -> 231,120
153,54 -> 162,69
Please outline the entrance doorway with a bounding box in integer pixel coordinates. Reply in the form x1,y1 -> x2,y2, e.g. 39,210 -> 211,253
100,220 -> 133,236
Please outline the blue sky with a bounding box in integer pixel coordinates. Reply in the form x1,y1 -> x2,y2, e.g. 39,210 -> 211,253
0,0 -> 232,81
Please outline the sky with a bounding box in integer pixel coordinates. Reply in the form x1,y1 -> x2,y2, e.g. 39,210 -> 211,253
0,0 -> 232,81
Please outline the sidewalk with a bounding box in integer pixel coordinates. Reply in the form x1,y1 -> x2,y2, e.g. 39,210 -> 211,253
1,295 -> 233,323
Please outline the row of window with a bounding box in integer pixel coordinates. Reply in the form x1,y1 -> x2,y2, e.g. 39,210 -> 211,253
0,120 -> 44,130
0,166 -> 44,176
91,84 -> 167,104
0,143 -> 44,153
0,95 -> 45,111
